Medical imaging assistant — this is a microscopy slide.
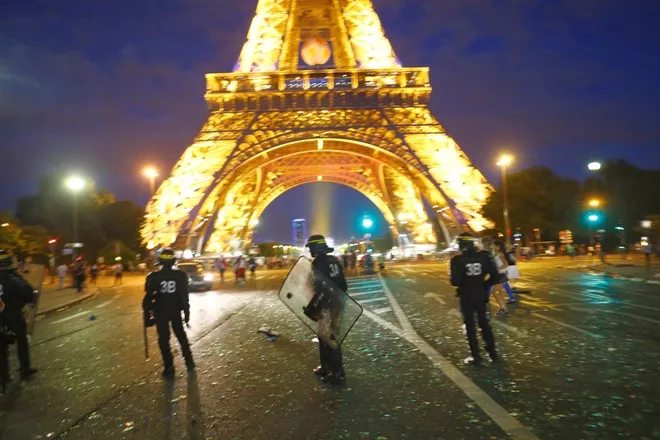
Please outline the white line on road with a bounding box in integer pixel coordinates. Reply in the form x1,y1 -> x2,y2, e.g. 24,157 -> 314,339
424,292 -> 446,305
404,278 -> 418,284
363,308 -> 540,440
359,297 -> 389,304
348,280 -> 381,286
350,291 -> 382,298
52,310 -> 89,324
532,313 -> 603,339
349,289 -> 384,295
372,306 -> 392,315
95,300 -> 114,309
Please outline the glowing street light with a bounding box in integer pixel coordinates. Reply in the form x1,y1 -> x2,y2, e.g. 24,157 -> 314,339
1,223 -> 8,228
588,214 -> 600,222
496,154 -> 514,245
65,175 -> 86,256
143,167 -> 159,195
588,162 -> 602,171
65,176 -> 86,192
362,217 -> 374,229
588,199 -> 601,208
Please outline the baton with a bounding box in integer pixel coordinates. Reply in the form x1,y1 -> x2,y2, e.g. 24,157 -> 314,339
143,325 -> 149,359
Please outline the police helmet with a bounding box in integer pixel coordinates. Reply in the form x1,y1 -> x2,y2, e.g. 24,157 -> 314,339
456,233 -> 477,252
0,249 -> 13,268
305,234 -> 334,256
158,248 -> 176,266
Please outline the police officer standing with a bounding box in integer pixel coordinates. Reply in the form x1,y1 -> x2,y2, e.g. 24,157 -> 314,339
304,235 -> 347,384
0,249 -> 38,382
450,234 -> 500,366
142,249 -> 195,378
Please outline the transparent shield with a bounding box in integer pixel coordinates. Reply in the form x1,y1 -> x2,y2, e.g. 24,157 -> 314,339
278,256 -> 363,349
22,263 -> 45,335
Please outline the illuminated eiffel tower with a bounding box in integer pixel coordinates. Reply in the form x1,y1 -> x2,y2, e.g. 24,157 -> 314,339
142,0 -> 493,253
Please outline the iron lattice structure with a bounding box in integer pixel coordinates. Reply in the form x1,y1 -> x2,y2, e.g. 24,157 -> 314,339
142,0 -> 494,253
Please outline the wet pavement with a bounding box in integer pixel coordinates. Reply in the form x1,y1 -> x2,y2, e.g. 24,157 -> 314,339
1,261 -> 659,439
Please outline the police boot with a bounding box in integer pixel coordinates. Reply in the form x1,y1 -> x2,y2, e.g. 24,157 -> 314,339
488,350 -> 500,363
313,366 -> 329,377
162,365 -> 175,378
321,370 -> 346,385
463,356 -> 483,367
20,367 -> 38,380
185,355 -> 196,372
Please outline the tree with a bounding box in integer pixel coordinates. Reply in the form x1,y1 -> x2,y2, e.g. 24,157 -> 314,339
97,201 -> 145,250
0,211 -> 49,259
482,167 -> 585,242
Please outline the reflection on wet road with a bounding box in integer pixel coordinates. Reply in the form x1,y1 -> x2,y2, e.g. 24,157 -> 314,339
1,261 -> 659,439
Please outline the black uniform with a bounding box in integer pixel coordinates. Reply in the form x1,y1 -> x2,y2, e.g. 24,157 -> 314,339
450,249 -> 500,363
308,253 -> 347,375
0,268 -> 37,378
143,266 -> 194,371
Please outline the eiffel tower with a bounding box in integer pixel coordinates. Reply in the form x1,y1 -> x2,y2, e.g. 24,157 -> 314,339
142,0 -> 493,253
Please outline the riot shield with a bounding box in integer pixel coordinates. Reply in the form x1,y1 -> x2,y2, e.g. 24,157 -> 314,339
22,263 -> 45,335
278,256 -> 363,349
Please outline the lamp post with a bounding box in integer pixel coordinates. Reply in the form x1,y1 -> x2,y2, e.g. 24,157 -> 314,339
587,162 -> 602,171
65,176 -> 86,258
143,167 -> 159,195
496,154 -> 514,245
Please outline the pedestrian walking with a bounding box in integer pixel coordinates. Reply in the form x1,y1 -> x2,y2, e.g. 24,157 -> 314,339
113,262 -> 123,286
57,263 -> 68,289
74,258 -> 86,292
248,256 -> 257,278
142,249 -> 194,378
450,233 -> 500,366
235,256 -> 247,285
492,240 -> 516,306
350,252 -> 357,275
89,264 -> 99,285
216,258 -> 226,283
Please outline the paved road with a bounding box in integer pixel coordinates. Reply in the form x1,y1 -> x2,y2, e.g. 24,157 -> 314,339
1,260 -> 659,439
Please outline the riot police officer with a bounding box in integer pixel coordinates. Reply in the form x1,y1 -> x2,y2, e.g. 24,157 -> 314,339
450,233 -> 500,366
0,249 -> 38,382
304,235 -> 347,384
142,249 -> 195,378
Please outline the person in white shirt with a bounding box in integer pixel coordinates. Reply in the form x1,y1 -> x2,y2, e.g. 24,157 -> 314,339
57,264 -> 68,290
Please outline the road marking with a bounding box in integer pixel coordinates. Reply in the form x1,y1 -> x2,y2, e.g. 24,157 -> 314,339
112,294 -> 120,299
372,306 -> 393,315
491,319 -> 528,337
348,275 -> 379,281
377,273 -> 415,334
349,289 -> 384,295
359,297 -> 389,304
424,292 -> 446,305
52,311 -> 89,324
348,280 -> 382,286
532,313 -> 603,339
363,308 -> 540,440
348,290 -> 382,298
404,278 -> 418,284
95,300 -> 114,309
568,305 -> 660,325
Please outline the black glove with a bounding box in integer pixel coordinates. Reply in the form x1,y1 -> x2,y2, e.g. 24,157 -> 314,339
303,305 -> 320,322
143,311 -> 155,327
183,309 -> 190,324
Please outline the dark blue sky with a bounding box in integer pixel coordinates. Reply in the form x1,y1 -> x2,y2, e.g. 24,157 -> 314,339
2,0 -> 660,243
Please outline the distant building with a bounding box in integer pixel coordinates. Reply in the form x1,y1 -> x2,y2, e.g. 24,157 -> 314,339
292,219 -> 307,247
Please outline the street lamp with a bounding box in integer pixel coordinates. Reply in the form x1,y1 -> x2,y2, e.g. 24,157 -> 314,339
588,162 -> 602,171
142,167 -> 159,195
588,199 -> 601,208
496,154 -> 514,245
362,217 -> 374,230
65,176 -> 86,256
588,214 -> 599,222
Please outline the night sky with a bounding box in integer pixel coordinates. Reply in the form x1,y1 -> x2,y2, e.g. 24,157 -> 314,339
2,0 -> 660,243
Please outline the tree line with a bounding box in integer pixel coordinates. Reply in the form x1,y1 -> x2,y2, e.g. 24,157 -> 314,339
481,160 -> 660,250
0,173 -> 145,266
